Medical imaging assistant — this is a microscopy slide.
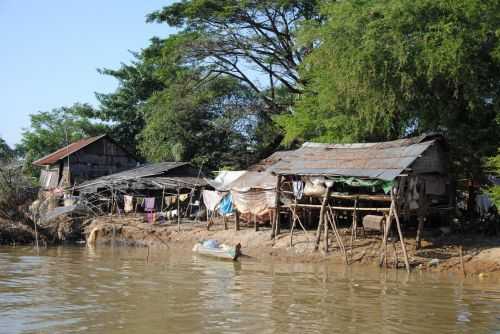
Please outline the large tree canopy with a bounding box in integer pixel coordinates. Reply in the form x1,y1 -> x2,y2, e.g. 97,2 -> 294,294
93,31 -> 283,168
139,75 -> 264,169
278,0 -> 500,178
147,0 -> 320,112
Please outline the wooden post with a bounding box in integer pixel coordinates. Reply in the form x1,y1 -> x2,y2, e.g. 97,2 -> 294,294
415,182 -> 427,250
393,205 -> 411,272
315,186 -> 332,251
271,175 -> 282,239
34,218 -> 40,252
160,186 -> 165,213
254,214 -> 258,231
223,215 -> 228,230
350,198 -> 358,250
326,208 -> 348,264
416,215 -> 425,250
324,210 -> 329,252
235,210 -> 240,231
177,188 -> 180,232
290,198 -> 297,247
379,199 -> 394,266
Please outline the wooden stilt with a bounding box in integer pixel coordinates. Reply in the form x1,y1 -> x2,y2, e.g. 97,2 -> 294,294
34,218 -> 39,252
290,213 -> 296,247
177,188 -> 181,232
416,215 -> 425,250
380,200 -> 394,266
393,205 -> 410,272
271,175 -> 282,239
324,212 -> 329,252
393,238 -> 398,269
235,210 -> 240,231
160,186 -> 165,213
415,181 -> 427,250
350,198 -> 358,250
315,186 -> 332,251
254,214 -> 258,231
289,203 -> 311,248
326,208 -> 348,264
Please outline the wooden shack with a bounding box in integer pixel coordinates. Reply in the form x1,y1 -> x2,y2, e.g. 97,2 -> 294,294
258,133 -> 451,271
76,162 -> 208,227
33,134 -> 138,189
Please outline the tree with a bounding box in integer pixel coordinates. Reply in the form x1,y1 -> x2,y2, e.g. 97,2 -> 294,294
139,75 -> 267,170
486,150 -> 500,206
94,38 -> 168,154
147,0 -> 321,113
0,137 -> 14,162
278,0 -> 500,178
94,32 -> 283,167
18,104 -> 109,174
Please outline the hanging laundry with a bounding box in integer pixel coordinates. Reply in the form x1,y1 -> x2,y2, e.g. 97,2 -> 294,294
144,197 -> 155,211
202,190 -> 225,212
292,180 -> 304,199
164,195 -> 177,207
218,193 -> 233,215
179,193 -> 189,202
124,195 -> 134,213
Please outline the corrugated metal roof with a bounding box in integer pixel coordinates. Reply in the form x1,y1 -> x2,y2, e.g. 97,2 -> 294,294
267,134 -> 442,181
247,151 -> 292,172
33,135 -> 107,166
77,161 -> 207,192
80,161 -> 190,184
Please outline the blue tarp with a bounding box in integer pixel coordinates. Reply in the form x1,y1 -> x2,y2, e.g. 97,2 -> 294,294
218,193 -> 233,215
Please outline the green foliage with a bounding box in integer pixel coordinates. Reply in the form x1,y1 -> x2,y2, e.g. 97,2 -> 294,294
94,39 -> 169,154
18,104 -> 109,174
147,0 -> 321,112
139,75 -> 267,170
0,137 -> 14,162
486,150 -> 500,206
278,0 -> 500,178
0,164 -> 37,220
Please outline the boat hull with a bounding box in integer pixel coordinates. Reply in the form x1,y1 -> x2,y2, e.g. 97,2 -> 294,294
192,243 -> 241,261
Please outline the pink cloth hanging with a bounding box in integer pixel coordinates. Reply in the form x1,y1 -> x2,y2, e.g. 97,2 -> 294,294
144,197 -> 155,211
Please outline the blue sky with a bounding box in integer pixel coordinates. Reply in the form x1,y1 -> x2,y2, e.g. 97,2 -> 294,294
0,0 -> 177,147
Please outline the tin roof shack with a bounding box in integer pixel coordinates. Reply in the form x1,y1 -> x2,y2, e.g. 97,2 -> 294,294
33,135 -> 138,190
264,134 -> 450,271
76,162 -> 208,226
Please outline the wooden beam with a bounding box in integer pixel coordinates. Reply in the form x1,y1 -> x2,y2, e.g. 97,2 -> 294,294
314,186 -> 331,251
287,204 -> 390,212
330,194 -> 391,202
271,175 -> 282,239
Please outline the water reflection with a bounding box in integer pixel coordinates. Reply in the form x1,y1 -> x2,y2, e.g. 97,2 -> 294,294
0,246 -> 499,334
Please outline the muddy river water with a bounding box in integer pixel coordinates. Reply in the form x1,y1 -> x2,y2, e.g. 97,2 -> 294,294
0,245 -> 499,334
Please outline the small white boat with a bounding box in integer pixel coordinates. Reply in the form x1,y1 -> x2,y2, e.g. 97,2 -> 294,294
192,240 -> 241,261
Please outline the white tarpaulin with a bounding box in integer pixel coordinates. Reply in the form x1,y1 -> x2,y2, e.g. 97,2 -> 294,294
202,190 -> 226,211
231,189 -> 276,216
205,171 -> 247,191
229,172 -> 277,215
228,171 -> 276,191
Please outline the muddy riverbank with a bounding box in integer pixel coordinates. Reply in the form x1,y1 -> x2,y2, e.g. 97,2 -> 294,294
84,216 -> 500,276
